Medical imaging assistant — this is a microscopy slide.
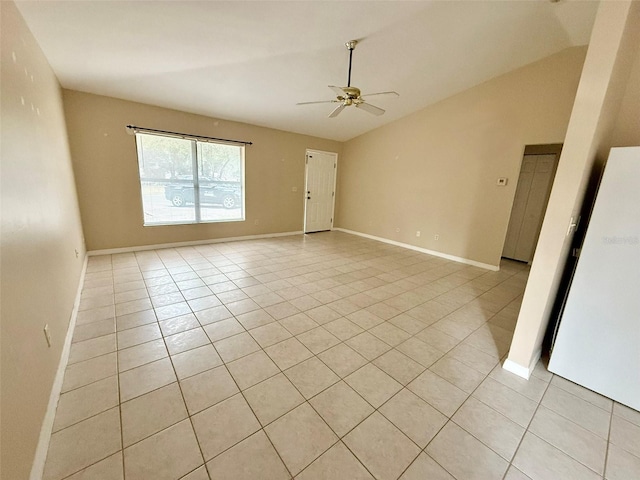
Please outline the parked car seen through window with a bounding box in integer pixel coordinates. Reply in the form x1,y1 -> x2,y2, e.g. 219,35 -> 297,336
134,133 -> 245,225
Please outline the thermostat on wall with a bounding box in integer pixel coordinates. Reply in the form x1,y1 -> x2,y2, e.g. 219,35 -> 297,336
496,177 -> 508,186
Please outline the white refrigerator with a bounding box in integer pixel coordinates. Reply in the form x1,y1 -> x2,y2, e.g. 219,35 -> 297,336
549,146 -> 640,410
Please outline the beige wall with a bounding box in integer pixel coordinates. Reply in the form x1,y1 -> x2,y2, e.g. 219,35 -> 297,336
507,0 -> 640,372
610,43 -> 640,148
335,47 -> 586,268
0,2 -> 86,478
62,91 -> 342,251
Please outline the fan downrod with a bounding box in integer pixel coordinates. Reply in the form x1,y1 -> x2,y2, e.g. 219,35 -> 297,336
345,40 -> 357,87
295,38 -> 397,118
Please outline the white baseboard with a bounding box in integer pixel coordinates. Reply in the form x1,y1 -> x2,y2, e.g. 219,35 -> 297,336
502,359 -> 531,380
30,254 -> 88,480
502,349 -> 542,380
333,228 -> 499,271
87,231 -> 304,256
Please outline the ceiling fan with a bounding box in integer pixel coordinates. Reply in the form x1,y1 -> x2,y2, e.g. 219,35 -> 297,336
296,40 -> 399,118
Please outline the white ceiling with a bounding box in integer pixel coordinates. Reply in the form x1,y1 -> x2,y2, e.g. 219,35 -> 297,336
16,1 -> 598,142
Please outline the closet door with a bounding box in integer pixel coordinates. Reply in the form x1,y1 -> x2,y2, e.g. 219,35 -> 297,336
503,154 -> 558,262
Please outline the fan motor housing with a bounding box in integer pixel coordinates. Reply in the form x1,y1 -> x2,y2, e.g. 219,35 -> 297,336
342,87 -> 361,98
295,39 -> 397,117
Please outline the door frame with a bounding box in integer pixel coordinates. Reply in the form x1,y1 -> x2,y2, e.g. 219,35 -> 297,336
502,143 -> 563,263
303,149 -> 338,233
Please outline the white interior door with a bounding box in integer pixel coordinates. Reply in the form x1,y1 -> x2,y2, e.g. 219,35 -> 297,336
503,153 -> 558,262
304,150 -> 337,233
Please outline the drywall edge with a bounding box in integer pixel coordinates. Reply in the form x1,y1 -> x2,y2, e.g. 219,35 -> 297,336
333,228 -> 499,271
29,255 -> 88,480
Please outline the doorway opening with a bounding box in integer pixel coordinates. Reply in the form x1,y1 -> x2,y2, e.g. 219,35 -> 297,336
502,144 -> 562,263
304,149 -> 338,233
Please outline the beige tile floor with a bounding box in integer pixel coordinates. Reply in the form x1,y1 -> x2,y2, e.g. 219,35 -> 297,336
43,231 -> 640,480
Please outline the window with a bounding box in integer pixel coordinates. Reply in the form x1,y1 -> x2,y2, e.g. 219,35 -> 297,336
135,132 -> 245,226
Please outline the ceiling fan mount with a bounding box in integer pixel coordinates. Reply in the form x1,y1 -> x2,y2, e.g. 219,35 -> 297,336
296,40 -> 398,118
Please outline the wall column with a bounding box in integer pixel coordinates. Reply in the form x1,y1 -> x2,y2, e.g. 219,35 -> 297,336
504,0 -> 640,378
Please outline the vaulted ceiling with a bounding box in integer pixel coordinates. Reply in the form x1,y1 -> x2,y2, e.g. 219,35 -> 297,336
16,1 -> 598,141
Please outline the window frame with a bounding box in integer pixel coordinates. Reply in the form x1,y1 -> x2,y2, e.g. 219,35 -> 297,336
134,131 -> 246,227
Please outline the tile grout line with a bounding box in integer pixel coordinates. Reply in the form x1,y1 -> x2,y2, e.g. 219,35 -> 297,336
382,269 -> 533,479
549,378 -> 616,413
604,390 -> 616,480
153,250 -> 214,478
53,256 -> 121,480
111,255 -> 127,480
500,379 -> 553,480
110,245 -> 518,477
534,382 -> 615,439
603,400 -> 614,480
49,234 -> 534,480
403,350 -> 524,479
171,245 -> 298,479
176,249 -> 381,479
272,265 -> 519,478
81,254 -> 226,476
271,366 -> 378,479
199,282 -> 330,478
78,253 -> 512,377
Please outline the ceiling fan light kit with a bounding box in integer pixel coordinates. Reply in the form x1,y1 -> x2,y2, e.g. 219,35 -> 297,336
297,40 -> 399,118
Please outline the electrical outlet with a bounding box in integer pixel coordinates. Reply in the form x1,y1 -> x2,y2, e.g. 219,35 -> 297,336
395,228 -> 400,233
75,249 -> 79,258
434,234 -> 439,240
43,324 -> 52,347
416,231 -> 421,237
292,187 -> 298,192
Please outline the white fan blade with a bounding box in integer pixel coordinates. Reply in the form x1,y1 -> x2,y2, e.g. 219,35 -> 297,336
361,91 -> 399,98
328,85 -> 346,95
297,100 -> 339,105
356,102 -> 385,116
328,104 -> 346,118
